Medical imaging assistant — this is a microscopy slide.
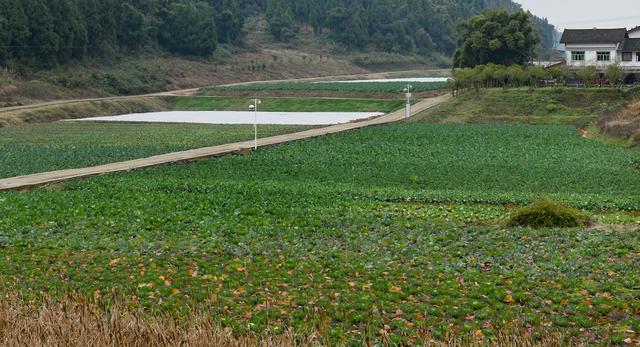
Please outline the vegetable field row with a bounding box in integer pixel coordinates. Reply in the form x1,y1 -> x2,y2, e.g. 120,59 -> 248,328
0,122 -> 311,179
203,81 -> 446,93
0,123 -> 639,344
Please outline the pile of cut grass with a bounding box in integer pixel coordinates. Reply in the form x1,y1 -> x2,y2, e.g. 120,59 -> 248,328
508,199 -> 592,228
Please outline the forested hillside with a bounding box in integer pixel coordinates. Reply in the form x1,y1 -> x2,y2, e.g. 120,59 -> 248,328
0,0 -> 556,68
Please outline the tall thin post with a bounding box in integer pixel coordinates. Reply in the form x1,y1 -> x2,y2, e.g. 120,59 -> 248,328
254,98 -> 258,150
404,84 -> 412,119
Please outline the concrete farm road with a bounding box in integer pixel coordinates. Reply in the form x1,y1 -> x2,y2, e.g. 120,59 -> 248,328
0,69 -> 450,114
0,94 -> 451,192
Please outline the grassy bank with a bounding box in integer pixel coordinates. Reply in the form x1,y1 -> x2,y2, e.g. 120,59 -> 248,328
1,123 -> 639,344
202,81 -> 446,94
0,50 -> 370,108
411,88 -> 630,125
0,123 -> 311,178
596,99 -> 640,147
0,98 -> 173,128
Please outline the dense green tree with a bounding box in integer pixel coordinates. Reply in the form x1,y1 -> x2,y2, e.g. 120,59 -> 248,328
118,3 -> 146,50
0,0 -> 31,60
216,9 -> 244,44
309,2 -> 323,34
77,0 -> 118,54
209,0 -> 245,44
454,9 -> 540,68
159,2 -> 218,56
0,0 -> 558,68
266,0 -> 295,41
0,15 -> 8,61
327,6 -> 369,48
24,0 -> 59,65
47,0 -> 87,61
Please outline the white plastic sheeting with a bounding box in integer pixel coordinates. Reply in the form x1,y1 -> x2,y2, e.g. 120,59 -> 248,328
70,111 -> 385,126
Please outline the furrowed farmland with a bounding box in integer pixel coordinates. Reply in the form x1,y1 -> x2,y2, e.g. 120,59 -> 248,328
5,0 -> 638,344
1,116 -> 640,345
0,96 -> 407,178
0,123 -> 312,178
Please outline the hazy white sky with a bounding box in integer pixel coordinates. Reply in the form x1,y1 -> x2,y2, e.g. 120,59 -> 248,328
515,0 -> 640,30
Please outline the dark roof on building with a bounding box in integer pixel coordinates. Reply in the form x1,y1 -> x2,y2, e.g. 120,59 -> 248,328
629,26 -> 640,33
560,28 -> 628,44
623,38 -> 640,51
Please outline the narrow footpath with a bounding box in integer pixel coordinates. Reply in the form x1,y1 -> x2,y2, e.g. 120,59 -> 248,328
0,95 -> 450,192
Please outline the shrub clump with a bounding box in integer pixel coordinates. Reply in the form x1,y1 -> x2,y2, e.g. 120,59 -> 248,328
508,199 -> 591,228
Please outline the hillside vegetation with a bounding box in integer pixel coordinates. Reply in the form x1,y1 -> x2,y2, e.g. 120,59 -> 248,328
412,88 -> 631,125
0,0 -> 556,69
597,99 -> 640,147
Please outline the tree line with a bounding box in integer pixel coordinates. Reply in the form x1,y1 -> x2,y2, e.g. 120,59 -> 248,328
0,0 -> 245,66
447,64 -> 636,95
0,0 -> 557,68
265,0 -> 556,57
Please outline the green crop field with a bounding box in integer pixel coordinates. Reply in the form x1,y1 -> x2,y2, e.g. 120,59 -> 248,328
0,122 -> 311,179
411,88 -> 630,125
1,123 -> 639,344
173,96 -> 405,113
202,81 -> 446,94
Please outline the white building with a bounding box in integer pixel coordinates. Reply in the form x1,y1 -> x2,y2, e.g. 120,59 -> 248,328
561,27 -> 640,74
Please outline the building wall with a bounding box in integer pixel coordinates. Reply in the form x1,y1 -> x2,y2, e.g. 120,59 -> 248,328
565,44 -> 619,68
619,52 -> 640,68
565,43 -> 640,70
628,30 -> 640,39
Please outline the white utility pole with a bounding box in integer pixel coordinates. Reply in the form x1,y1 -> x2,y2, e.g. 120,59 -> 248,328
249,98 -> 261,150
404,84 -> 413,118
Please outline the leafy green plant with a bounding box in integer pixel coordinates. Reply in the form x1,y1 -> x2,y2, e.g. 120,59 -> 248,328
508,198 -> 592,228
0,123 -> 311,178
0,122 -> 639,344
545,102 -> 558,113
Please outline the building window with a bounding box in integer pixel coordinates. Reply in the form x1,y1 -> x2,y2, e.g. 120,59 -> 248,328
637,52 -> 640,62
597,51 -> 611,61
571,51 -> 585,61
623,52 -> 633,62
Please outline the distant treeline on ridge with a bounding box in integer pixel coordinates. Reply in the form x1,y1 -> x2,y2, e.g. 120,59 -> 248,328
0,0 -> 556,67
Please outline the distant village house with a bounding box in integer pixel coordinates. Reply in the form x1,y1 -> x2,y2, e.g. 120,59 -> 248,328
561,27 -> 640,83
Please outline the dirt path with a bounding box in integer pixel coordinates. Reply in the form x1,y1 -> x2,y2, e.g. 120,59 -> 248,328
0,95 -> 450,192
0,69 -> 450,113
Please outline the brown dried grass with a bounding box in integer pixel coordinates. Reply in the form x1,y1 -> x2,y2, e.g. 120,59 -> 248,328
0,97 -> 172,128
0,294 -> 588,347
0,294 -> 299,347
597,100 -> 640,144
